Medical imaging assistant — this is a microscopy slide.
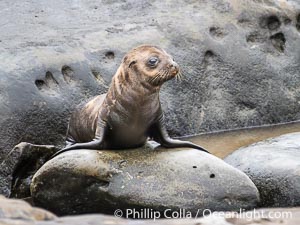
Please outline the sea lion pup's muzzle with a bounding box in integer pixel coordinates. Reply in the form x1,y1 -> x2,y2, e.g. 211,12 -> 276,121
169,61 -> 180,76
143,57 -> 181,86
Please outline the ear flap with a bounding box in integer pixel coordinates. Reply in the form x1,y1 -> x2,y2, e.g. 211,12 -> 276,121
122,56 -> 128,63
123,55 -> 136,68
128,60 -> 136,68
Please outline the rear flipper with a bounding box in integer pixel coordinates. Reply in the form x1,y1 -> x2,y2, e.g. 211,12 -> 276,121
50,139 -> 104,159
50,118 -> 107,159
160,138 -> 210,153
149,115 -> 210,154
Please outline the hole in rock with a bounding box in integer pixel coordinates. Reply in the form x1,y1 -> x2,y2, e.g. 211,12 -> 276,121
61,66 -> 75,83
91,69 -> 101,79
296,14 -> 300,32
105,51 -> 115,59
45,71 -> 59,86
270,32 -> 286,52
204,50 -> 214,58
267,15 -> 281,30
35,80 -> 45,90
246,31 -> 265,43
209,26 -> 226,38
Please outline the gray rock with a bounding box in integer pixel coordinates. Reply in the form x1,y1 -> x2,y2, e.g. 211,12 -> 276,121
224,132 -> 300,207
0,143 -> 58,197
0,195 -> 56,222
30,145 -> 259,216
1,0 -> 300,163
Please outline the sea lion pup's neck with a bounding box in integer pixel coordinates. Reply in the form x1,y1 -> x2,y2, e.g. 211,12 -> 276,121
107,64 -> 160,106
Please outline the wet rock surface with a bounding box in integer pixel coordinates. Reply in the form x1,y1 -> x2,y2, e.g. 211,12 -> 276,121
0,142 -> 58,198
30,144 -> 259,216
225,132 -> 300,207
1,0 -> 300,163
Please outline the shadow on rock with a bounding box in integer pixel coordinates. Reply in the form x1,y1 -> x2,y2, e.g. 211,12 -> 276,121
0,142 -> 58,198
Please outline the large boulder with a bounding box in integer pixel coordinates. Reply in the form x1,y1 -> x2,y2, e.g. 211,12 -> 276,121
30,145 -> 259,216
1,0 -> 300,163
224,132 -> 300,207
0,195 -> 56,222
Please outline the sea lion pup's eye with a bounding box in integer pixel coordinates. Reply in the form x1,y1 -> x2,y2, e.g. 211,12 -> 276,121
147,57 -> 159,68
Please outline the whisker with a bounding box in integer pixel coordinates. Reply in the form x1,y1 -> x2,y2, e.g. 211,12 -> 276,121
176,72 -> 182,82
149,71 -> 161,84
151,72 -> 161,85
178,70 -> 183,80
162,70 -> 169,82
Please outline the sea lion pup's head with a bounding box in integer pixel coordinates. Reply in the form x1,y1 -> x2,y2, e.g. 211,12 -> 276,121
121,45 -> 180,87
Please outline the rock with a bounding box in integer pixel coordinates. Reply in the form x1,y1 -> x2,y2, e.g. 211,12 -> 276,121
1,0 -> 300,163
0,143 -> 58,197
224,132 -> 300,207
0,195 -> 56,222
0,196 -> 299,225
30,145 -> 259,216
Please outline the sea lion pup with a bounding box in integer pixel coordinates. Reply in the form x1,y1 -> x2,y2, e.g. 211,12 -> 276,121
52,45 -> 209,158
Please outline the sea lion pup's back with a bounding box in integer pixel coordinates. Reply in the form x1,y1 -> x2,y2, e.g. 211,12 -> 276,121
67,94 -> 106,143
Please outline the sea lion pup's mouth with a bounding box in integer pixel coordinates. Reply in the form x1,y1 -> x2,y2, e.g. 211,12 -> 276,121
148,63 -> 181,86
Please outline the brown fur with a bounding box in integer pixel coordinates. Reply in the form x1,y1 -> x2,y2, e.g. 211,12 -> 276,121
51,45 -> 208,158
68,45 -> 179,148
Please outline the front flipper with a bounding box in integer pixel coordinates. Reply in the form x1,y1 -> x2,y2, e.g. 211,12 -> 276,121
149,115 -> 210,154
50,118 -> 107,159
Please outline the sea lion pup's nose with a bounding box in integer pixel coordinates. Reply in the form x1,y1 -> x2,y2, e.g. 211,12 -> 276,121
170,62 -> 179,76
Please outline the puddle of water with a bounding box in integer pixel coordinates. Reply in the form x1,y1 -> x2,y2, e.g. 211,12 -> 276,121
182,120 -> 300,159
